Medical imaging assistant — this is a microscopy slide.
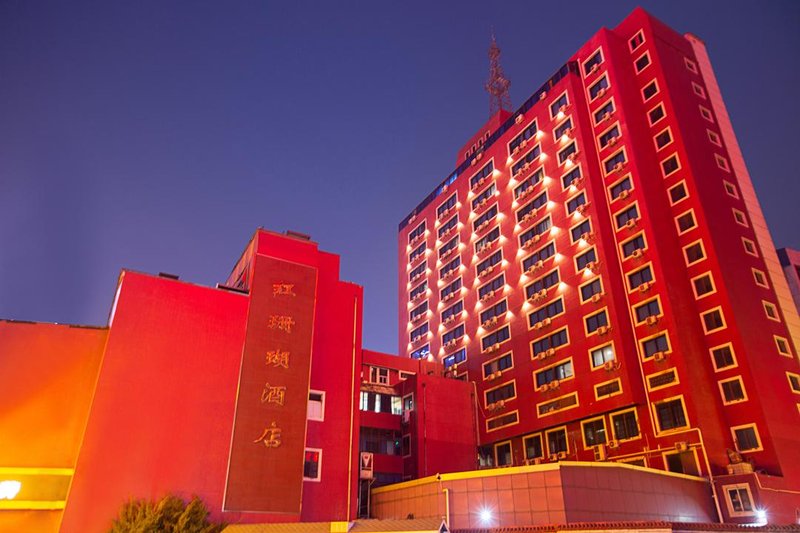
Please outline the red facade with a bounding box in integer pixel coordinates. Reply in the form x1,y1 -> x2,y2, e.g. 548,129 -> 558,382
397,8 -> 800,524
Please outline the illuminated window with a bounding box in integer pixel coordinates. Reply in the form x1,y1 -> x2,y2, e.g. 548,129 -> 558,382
535,360 -> 573,388
410,345 -> 429,360
304,449 -> 322,480
590,344 -> 615,368
443,348 -> 466,368
308,391 -> 325,421
724,485 -> 754,517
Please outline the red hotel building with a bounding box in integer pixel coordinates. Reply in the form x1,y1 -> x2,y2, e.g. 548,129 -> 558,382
397,8 -> 800,522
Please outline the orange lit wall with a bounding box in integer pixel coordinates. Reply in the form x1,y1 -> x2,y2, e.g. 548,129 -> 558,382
0,320 -> 107,532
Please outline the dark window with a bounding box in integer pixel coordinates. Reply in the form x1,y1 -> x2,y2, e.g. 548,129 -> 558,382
483,353 -> 513,377
443,347 -> 467,368
610,177 -> 632,200
648,105 -> 665,124
470,161 -> 494,189
585,310 -> 609,333
554,118 -> 573,140
566,192 -> 586,214
615,205 -> 639,228
495,442 -> 512,466
550,93 -> 569,117
486,382 -> 515,404
655,399 -> 687,431
520,218 -> 552,248
524,434 -> 543,459
359,427 -> 403,456
439,256 -> 461,279
522,242 -> 556,272
438,235 -> 459,258
643,334 -> 669,357
662,155 -> 680,176
712,345 -> 735,369
408,222 -> 426,244
648,369 -> 676,389
409,281 -> 427,301
655,130 -> 672,149
532,328 -> 568,356
482,326 -> 510,351
622,235 -> 645,257
612,411 -> 639,440
547,428 -> 568,454
589,76 -> 609,100
594,101 -> 615,124
480,300 -> 508,325
475,227 -> 500,253
604,150 -> 627,173
441,300 -> 464,323
570,220 -> 592,243
558,142 -> 577,164
642,80 -> 658,101
734,427 -> 760,451
438,215 -> 458,239
478,274 -> 505,300
472,183 -> 496,211
304,450 -> 321,479
487,411 -> 518,430
440,278 -> 461,300
442,324 -> 465,345
409,261 -> 427,282
583,419 -> 607,446
409,301 -> 428,322
669,182 -> 687,203
634,299 -> 661,322
634,53 -> 651,72
599,126 -> 620,148
596,380 -> 621,397
517,191 -> 548,223
693,274 -> 714,297
510,121 -> 539,154
562,167 -> 582,189
409,322 -> 429,342
575,248 -> 597,271
703,310 -> 724,331
528,299 -> 564,327
476,250 -> 502,275
511,145 -> 542,176
583,51 -> 603,75
721,379 -> 745,403
409,243 -> 426,263
437,194 -> 457,219
677,212 -> 696,233
685,242 -> 705,264
535,360 -> 573,387
514,168 -> 544,199
473,204 -> 499,232
726,487 -> 753,513
526,269 -> 560,299
580,278 -> 602,301
630,31 -> 644,51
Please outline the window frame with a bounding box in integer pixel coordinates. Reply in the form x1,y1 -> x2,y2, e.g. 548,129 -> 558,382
690,272 -> 717,300
633,51 -> 652,74
303,447 -> 323,482
709,342 -> 738,372
581,415 -> 609,448
731,423 -> 763,453
718,376 -> 748,405
652,395 -> 689,434
700,306 -> 727,334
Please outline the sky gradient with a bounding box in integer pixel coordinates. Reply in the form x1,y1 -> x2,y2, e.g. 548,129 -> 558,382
1,1 -> 798,354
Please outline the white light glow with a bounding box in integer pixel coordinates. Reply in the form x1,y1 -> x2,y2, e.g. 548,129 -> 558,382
479,507 -> 494,526
0,481 -> 21,500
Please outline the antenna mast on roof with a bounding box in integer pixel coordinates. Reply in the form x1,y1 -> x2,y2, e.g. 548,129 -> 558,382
485,29 -> 511,116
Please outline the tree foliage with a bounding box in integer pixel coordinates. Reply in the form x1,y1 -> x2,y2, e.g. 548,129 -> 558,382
109,494 -> 224,533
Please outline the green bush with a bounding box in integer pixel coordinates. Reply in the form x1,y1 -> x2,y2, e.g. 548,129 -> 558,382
109,494 -> 224,533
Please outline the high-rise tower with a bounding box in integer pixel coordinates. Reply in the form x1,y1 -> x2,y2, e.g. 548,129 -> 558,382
397,7 -> 800,524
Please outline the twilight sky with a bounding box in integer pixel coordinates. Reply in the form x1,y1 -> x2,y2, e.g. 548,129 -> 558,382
1,1 -> 798,354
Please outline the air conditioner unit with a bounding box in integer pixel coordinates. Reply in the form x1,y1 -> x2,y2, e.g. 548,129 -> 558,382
613,162 -> 624,172
594,444 -> 607,461
478,269 -> 487,278
497,399 -> 506,408
443,315 -> 455,325
494,371 -> 503,379
625,219 -> 637,229
487,343 -> 500,353
653,351 -> 667,362
521,139 -> 528,148
675,441 -> 689,452
630,249 -> 643,259
523,240 -> 534,250
590,63 -> 599,74
515,114 -> 525,124
603,360 -> 616,371
549,454 -> 558,462
476,152 -> 483,161
545,348 -> 556,358
568,152 -> 579,163
470,158 -> 477,167
533,321 -> 544,331
534,260 -> 544,271
533,457 -> 543,465
580,232 -> 595,243
608,136 -> 618,146
607,440 -> 619,449
512,146 -> 520,156
559,105 -> 567,114
602,112 -> 611,122
486,402 -> 496,411
542,317 -> 552,327
534,352 -> 545,361
596,87 -> 606,99
618,189 -> 630,200
638,281 -> 652,293
576,204 -> 590,216
564,127 -> 574,138
550,380 -> 560,389
597,325 -> 610,335
522,162 -> 530,172
486,372 -> 497,381
540,90 -> 547,100
645,315 -> 659,326
591,293 -> 603,304
585,261 -> 598,272
537,289 -> 548,299
557,451 -> 568,460
411,335 -> 420,344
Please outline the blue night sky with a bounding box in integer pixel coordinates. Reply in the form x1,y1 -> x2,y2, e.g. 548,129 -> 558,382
1,1 -> 798,354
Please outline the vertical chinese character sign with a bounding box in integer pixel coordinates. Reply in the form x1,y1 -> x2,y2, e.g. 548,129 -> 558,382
224,257 -> 317,513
